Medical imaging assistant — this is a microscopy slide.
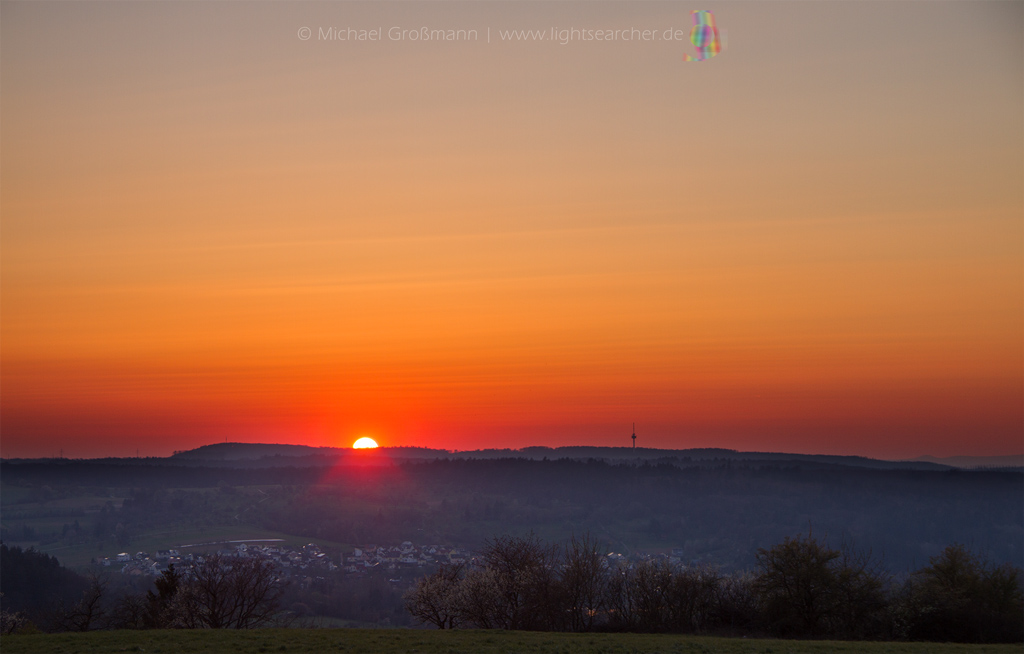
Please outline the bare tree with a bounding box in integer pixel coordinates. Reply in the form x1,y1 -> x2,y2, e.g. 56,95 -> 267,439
110,593 -> 148,630
173,554 -> 286,629
829,540 -> 888,639
902,544 -> 1024,643
560,533 -> 607,632
665,564 -> 720,634
480,533 -> 560,630
605,564 -> 639,631
630,559 -> 674,632
454,567 -> 501,629
754,533 -> 839,638
713,571 -> 759,636
53,574 -> 108,632
753,532 -> 891,640
606,559 -> 721,634
403,562 -> 464,629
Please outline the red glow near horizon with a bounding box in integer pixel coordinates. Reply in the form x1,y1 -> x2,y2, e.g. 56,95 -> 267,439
1,3 -> 1021,462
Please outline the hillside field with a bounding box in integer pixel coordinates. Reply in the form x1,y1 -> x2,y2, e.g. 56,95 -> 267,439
1,629 -> 1021,654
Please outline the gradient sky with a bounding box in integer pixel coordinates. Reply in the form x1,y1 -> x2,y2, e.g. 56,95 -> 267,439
2,1 -> 1021,459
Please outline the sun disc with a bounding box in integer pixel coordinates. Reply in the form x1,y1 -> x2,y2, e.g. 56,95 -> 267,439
352,437 -> 379,449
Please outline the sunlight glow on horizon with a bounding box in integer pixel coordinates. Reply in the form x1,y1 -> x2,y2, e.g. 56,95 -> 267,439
1,2 -> 1021,460
352,437 -> 379,450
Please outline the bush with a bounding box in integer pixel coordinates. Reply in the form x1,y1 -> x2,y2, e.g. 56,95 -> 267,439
900,544 -> 1023,643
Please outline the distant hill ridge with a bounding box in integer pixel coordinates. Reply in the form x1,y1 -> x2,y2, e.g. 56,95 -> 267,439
165,442 -> 967,472
171,443 -> 442,460
910,454 -> 1024,469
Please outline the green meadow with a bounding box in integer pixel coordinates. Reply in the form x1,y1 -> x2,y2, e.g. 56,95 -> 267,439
1,630 -> 1020,654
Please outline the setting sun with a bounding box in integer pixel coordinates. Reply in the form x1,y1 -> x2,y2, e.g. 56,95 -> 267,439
352,437 -> 379,449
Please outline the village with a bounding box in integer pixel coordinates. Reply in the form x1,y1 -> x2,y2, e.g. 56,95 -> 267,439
93,541 -> 477,579
94,539 -> 700,583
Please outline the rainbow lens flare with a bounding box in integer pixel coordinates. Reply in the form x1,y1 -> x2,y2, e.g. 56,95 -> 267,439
684,10 -> 723,62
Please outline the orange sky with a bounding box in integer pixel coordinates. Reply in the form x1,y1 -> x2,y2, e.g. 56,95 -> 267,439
2,2 -> 1021,459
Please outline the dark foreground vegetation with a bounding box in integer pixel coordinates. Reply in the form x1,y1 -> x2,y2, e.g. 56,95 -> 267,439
2,628 -> 1022,654
4,532 -> 1019,644
406,534 -> 1023,643
1,545 -> 291,633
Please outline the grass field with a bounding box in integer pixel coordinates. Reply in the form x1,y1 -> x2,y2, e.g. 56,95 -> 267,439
1,629 -> 1020,654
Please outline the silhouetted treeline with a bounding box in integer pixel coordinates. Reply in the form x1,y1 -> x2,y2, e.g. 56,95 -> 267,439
0,550 -> 290,633
0,547 -> 411,633
0,544 -> 91,630
3,533 -> 1021,642
0,461 -> 320,488
405,533 -> 1024,643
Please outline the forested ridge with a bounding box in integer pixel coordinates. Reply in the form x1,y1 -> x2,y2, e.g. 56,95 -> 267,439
3,455 -> 1021,571
3,453 -> 1021,642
